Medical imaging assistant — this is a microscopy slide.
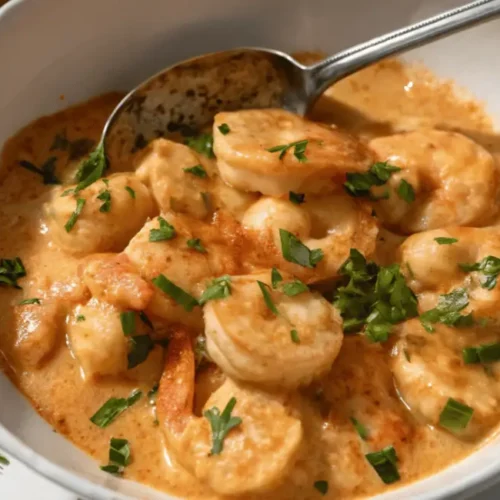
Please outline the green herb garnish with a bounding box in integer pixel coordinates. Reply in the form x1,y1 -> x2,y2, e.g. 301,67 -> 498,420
271,267 -> 283,289
187,238 -> 207,253
0,454 -> 10,469
199,275 -> 231,305
125,186 -> 136,199
64,198 -> 86,232
257,281 -> 279,315
435,237 -> 458,245
396,179 -> 415,203
183,164 -> 207,178
90,390 -> 142,428
19,157 -> 60,185
152,274 -> 199,312
267,140 -> 309,162
344,162 -> 401,197
289,192 -> 305,204
74,142 -> 108,193
138,311 -> 153,329
282,279 -> 309,297
460,255 -> 500,290
290,329 -> 300,343
419,288 -> 473,332
149,216 -> 176,242
76,314 -> 86,322
365,446 -> 400,484
350,417 -> 369,440
100,438 -> 131,475
218,123 -> 231,135
313,480 -> 329,495
0,257 -> 26,289
128,335 -> 154,369
279,229 -> 323,268
439,398 -> 474,431
19,298 -> 41,305
185,133 -> 214,158
97,189 -> 111,212
120,311 -> 136,336
462,342 -> 500,364
204,397 -> 242,455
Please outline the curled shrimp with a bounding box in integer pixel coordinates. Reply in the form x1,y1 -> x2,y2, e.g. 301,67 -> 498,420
156,327 -> 303,495
369,129 -> 499,233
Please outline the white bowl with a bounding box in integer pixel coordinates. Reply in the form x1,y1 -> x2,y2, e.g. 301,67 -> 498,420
1,0 -> 500,498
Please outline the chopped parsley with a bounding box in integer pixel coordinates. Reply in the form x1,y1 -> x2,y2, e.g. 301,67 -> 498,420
282,279 -> 309,297
435,237 -> 458,245
351,417 -> 369,440
344,162 -> 401,197
120,311 -> 136,336
204,397 -> 242,455
100,438 -> 131,475
183,164 -> 207,178
60,188 -> 74,197
138,311 -> 154,329
267,140 -> 309,162
257,281 -> 279,315
152,274 -> 199,311
218,123 -> 231,135
0,257 -> 26,289
396,179 -> 415,203
419,288 -> 473,332
271,267 -> 283,289
289,192 -> 305,204
185,133 -> 214,158
0,454 -> 10,469
19,157 -> 60,185
97,189 -> 111,212
90,390 -> 142,428
76,314 -> 86,322
439,398 -> 474,432
279,229 -> 323,268
187,238 -> 207,253
128,335 -> 154,369
460,255 -> 500,290
462,342 -> 500,364
124,186 -> 136,199
149,216 -> 176,242
199,275 -> 231,305
333,249 -> 417,341
365,446 -> 400,484
290,329 -> 300,343
19,298 -> 41,305
64,198 -> 86,233
313,480 -> 329,495
74,142 -> 108,193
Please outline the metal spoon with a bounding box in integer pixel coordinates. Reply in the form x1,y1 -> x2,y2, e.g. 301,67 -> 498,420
102,0 -> 500,161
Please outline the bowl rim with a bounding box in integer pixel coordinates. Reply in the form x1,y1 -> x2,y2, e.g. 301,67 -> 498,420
1,0 -> 500,498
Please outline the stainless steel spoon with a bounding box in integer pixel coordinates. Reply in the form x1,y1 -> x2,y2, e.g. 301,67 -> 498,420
102,0 -> 500,161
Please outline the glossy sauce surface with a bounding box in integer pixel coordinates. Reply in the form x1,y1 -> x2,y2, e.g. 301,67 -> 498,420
1,59 -> 499,499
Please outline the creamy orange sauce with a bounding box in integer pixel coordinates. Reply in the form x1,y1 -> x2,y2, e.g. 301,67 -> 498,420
1,59 -> 499,499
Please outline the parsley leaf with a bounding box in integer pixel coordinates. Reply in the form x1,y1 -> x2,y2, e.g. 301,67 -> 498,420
74,142 -> 108,193
97,189 -> 111,212
76,314 -> 86,322
64,198 -> 86,232
204,397 -> 242,455
290,329 -> 300,343
199,276 -> 231,305
0,258 -> 26,289
463,342 -> 500,365
218,123 -> 231,135
344,162 -> 401,197
351,417 -> 369,440
280,229 -> 323,268
183,164 -> 207,178
396,179 -> 415,203
289,192 -> 305,204
19,157 -> 60,185
187,238 -> 207,253
435,237 -> 458,245
419,288 -> 473,332
120,311 -> 136,336
282,279 -> 309,297
149,216 -> 176,242
439,398 -> 474,432
460,255 -> 500,290
100,438 -> 131,475
125,186 -> 136,199
152,274 -> 199,311
0,454 -> 10,469
128,335 -> 155,369
267,140 -> 309,162
257,281 -> 279,315
19,298 -> 41,305
185,133 -> 214,158
271,268 -> 283,289
314,480 -> 329,495
365,446 -> 400,484
90,390 -> 142,428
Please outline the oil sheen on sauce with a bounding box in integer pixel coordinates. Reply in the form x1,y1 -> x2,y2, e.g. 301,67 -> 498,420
0,59 -> 499,500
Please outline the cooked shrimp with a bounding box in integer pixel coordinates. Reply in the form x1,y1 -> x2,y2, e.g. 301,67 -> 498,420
213,109 -> 374,196
157,327 -> 303,495
79,253 -> 154,310
391,319 -> 500,438
319,337 -> 414,493
13,299 -> 65,369
204,271 -> 343,388
242,194 -> 378,281
46,173 -> 154,254
136,138 -> 257,221
369,130 -> 499,233
400,226 -> 500,317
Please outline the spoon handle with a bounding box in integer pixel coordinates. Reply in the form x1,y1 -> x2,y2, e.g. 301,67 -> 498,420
308,0 -> 500,98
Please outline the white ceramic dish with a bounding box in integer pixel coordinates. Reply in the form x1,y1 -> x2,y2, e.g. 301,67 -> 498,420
1,0 -> 500,498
